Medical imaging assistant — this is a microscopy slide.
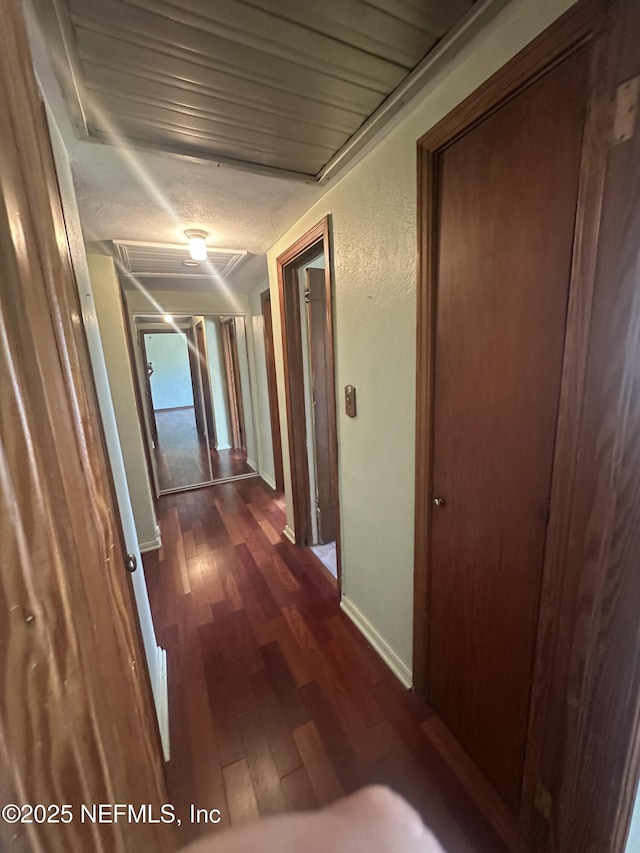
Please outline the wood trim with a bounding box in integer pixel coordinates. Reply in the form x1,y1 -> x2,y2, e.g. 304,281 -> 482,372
195,318 -> 216,447
261,289 -> 285,491
276,216 -> 342,593
138,330 -> 159,447
520,7 -> 614,844
221,318 -> 246,450
413,0 -> 612,844
185,325 -> 206,437
0,0 -> 170,846
417,0 -> 607,153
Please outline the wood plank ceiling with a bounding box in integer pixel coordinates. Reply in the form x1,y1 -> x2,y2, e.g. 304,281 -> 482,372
38,0 -> 504,181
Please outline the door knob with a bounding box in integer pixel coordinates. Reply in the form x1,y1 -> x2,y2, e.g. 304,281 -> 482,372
433,498 -> 446,507
125,553 -> 138,573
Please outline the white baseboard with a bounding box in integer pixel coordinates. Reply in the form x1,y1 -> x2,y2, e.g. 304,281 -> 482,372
139,524 -> 162,554
155,646 -> 170,762
216,443 -> 232,451
246,456 -> 257,471
261,471 -> 276,490
283,524 -> 296,544
340,596 -> 413,689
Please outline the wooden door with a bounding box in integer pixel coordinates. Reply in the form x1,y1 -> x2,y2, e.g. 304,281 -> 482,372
186,325 -> 206,437
306,268 -> 337,543
261,290 -> 285,491
195,318 -> 216,443
140,331 -> 159,444
221,318 -> 246,450
0,1 -> 170,849
426,46 -> 590,810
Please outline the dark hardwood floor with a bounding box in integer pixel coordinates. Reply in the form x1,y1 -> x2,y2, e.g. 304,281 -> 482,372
143,480 -> 509,851
155,407 -> 211,491
155,408 -> 255,491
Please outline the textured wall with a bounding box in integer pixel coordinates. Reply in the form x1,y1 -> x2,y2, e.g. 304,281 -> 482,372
267,0 -> 578,677
89,255 -> 160,548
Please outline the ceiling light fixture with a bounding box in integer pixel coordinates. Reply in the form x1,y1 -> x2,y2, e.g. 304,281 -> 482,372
163,314 -> 173,324
182,259 -> 200,268
185,229 -> 208,261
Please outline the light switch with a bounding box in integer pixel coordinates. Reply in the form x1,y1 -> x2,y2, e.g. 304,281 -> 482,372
345,385 -> 357,418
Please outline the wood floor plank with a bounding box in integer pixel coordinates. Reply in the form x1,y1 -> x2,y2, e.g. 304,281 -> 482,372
143,480 -> 511,852
293,721 -> 344,806
249,668 -> 303,778
238,710 -> 289,815
223,759 -> 260,826
281,765 -> 318,811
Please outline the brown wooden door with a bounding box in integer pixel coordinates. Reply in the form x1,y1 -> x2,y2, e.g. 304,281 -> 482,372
306,267 -> 337,544
140,330 -> 159,445
195,318 -> 216,443
427,46 -> 589,810
221,318 -> 246,450
0,1 -> 170,849
187,325 -> 206,437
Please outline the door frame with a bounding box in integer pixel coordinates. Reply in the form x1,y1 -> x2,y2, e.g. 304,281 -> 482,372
276,216 -> 342,590
195,318 -> 217,445
413,0 -> 613,842
220,317 -> 246,449
261,289 -> 285,491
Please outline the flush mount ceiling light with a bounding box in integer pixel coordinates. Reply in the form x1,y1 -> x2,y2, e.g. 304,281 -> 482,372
182,259 -> 200,268
163,314 -> 173,324
184,229 -> 208,261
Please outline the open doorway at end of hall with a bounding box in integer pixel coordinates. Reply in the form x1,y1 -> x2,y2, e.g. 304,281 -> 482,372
141,326 -> 206,492
276,217 -> 340,591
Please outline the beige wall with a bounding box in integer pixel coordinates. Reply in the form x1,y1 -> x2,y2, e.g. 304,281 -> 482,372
125,289 -> 249,317
89,254 -> 160,549
248,283 -> 276,487
266,0 -> 578,681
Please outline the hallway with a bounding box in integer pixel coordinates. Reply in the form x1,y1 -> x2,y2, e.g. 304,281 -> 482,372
143,481 -> 508,851
155,408 -> 255,490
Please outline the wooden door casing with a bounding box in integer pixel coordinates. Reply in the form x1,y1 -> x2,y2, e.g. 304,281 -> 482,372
415,0 -> 629,846
140,331 -> 159,445
276,217 -> 341,585
0,1 -> 170,850
306,267 -> 337,544
221,318 -> 246,450
186,325 -> 206,437
195,318 -> 216,444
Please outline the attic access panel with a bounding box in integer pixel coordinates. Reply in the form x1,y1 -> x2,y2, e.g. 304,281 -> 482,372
113,240 -> 247,283
37,0 -> 507,181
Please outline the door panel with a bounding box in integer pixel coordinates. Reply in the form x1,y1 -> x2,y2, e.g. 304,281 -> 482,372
221,319 -> 246,450
428,46 -> 589,810
187,325 -> 206,436
0,1 -> 170,849
196,319 -> 216,442
306,267 -> 337,544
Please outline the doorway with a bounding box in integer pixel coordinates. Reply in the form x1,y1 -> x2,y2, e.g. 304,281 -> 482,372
141,326 -> 211,492
133,314 -> 258,494
276,217 -> 341,588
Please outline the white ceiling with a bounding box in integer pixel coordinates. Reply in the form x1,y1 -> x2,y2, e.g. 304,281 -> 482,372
26,0 -> 507,294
